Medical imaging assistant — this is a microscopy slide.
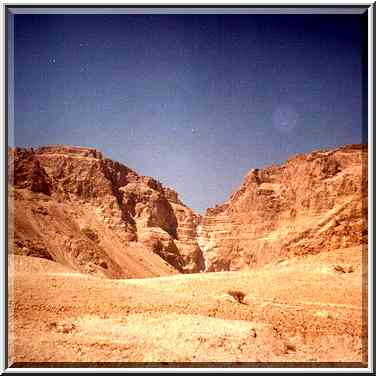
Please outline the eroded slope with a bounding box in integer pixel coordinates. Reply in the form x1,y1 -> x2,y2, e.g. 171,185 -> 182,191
9,146 -> 204,278
198,144 -> 367,271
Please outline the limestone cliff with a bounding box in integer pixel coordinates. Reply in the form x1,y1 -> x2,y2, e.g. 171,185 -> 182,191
198,144 -> 367,271
8,145 -> 204,278
9,143 -> 367,277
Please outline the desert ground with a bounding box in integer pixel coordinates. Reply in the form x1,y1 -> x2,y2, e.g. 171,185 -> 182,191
8,245 -> 366,367
8,144 -> 368,368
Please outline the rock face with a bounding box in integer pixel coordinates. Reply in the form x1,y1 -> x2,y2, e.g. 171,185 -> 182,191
9,143 -> 367,277
8,145 -> 204,278
198,144 -> 367,272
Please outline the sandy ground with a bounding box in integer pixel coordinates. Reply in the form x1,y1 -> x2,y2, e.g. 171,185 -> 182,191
8,246 -> 367,367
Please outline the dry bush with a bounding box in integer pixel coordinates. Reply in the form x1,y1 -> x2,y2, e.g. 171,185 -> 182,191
227,290 -> 247,304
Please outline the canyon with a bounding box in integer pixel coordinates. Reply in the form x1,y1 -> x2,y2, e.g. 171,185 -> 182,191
7,143 -> 368,366
8,144 -> 367,277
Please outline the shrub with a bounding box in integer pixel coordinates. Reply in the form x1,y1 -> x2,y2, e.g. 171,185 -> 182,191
227,290 -> 247,304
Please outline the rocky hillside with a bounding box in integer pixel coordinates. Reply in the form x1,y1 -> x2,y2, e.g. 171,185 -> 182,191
8,146 -> 204,278
8,143 -> 367,278
198,144 -> 367,271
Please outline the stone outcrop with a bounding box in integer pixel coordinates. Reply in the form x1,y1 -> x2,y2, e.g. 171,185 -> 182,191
9,143 -> 367,277
9,148 -> 52,195
9,145 -> 204,278
198,144 -> 367,271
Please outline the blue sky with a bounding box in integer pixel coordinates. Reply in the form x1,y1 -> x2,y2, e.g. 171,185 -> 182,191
13,13 -> 367,213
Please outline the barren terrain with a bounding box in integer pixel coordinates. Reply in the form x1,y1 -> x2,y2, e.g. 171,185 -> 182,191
7,144 -> 368,367
9,245 -> 366,366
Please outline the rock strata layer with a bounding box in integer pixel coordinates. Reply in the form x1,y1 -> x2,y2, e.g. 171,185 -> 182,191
9,143 -> 367,277
198,144 -> 367,271
9,145 -> 204,278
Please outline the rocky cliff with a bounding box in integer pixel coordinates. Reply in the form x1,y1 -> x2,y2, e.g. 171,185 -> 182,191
8,145 -> 204,278
9,143 -> 367,277
198,144 -> 367,271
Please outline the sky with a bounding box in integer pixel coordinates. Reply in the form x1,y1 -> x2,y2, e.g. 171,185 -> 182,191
12,12 -> 367,213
